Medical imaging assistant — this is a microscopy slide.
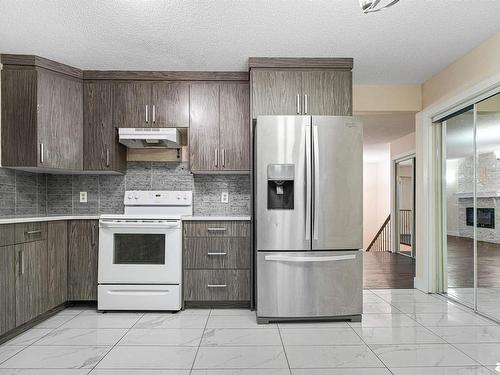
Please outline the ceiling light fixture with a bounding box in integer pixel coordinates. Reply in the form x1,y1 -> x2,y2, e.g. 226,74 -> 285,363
359,0 -> 400,13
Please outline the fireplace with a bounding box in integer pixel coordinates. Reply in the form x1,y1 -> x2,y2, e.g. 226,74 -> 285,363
466,207 -> 495,229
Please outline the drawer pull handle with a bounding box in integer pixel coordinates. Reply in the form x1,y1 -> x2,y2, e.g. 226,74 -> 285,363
207,252 -> 227,256
25,230 -> 41,235
207,227 -> 227,232
207,284 -> 227,288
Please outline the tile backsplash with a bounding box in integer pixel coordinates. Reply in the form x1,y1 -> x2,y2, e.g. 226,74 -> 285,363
0,162 -> 250,217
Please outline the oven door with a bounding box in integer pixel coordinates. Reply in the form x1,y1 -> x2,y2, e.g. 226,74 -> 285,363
98,220 -> 181,284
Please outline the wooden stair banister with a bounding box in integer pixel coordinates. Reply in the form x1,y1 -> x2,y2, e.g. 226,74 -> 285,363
366,214 -> 391,252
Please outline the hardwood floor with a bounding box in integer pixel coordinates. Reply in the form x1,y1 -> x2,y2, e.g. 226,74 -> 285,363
363,251 -> 415,289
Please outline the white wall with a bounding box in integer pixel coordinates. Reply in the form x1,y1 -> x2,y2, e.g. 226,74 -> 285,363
445,159 -> 460,236
363,144 -> 391,249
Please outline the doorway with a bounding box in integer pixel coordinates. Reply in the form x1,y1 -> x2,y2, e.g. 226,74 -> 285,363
395,156 -> 416,258
438,92 -> 500,322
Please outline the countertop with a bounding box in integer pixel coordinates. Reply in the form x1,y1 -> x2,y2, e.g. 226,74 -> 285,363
181,216 -> 251,221
0,215 -> 100,224
0,215 -> 251,224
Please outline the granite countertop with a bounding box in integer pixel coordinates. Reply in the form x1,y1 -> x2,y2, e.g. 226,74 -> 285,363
181,216 -> 251,221
0,215 -> 100,224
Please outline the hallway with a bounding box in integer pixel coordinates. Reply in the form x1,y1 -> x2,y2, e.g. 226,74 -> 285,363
364,251 -> 415,289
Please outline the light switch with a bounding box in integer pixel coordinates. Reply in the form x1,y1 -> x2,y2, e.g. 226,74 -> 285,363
221,191 -> 229,203
80,191 -> 87,203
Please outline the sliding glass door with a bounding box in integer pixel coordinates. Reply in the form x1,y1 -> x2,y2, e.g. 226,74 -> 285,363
440,92 -> 500,321
476,94 -> 500,321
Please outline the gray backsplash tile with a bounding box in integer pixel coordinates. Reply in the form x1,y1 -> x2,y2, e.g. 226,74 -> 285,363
0,162 -> 250,217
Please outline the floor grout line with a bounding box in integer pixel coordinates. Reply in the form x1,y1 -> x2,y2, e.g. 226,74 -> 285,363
276,322 -> 293,375
189,308 -> 211,375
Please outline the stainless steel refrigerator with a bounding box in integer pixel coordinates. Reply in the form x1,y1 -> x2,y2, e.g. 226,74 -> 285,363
254,115 -> 363,323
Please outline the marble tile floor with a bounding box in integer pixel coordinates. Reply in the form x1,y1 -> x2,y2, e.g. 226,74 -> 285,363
0,289 -> 499,374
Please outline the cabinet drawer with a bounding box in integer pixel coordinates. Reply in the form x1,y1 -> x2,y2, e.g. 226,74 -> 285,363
184,270 -> 250,301
14,222 -> 47,243
0,224 -> 15,246
184,237 -> 250,269
183,221 -> 250,238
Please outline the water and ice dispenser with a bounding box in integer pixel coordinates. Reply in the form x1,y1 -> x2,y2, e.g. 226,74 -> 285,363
267,164 -> 294,210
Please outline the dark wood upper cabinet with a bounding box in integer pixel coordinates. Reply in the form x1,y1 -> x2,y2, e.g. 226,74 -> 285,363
251,70 -> 302,117
302,70 -> 352,116
189,83 -> 220,172
220,83 -> 250,171
84,81 -> 126,173
1,65 -> 83,171
68,220 -> 98,301
113,81 -> 151,128
189,82 -> 250,173
151,82 -> 190,128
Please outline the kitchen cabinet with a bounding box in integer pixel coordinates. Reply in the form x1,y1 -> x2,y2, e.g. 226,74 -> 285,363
47,221 -> 68,309
15,240 -> 48,326
114,81 -> 190,128
84,81 -> 126,173
0,224 -> 15,336
250,59 -> 353,118
183,221 -> 251,307
1,64 -> 83,171
189,82 -> 250,173
68,220 -> 99,301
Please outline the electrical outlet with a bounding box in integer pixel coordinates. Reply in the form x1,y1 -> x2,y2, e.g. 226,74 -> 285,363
79,191 -> 87,203
221,191 -> 229,203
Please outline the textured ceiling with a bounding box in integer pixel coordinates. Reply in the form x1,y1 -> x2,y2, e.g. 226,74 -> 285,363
0,0 -> 500,84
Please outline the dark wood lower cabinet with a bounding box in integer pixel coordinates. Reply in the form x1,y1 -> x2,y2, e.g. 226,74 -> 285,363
68,220 -> 99,301
47,221 -> 68,309
0,245 -> 16,335
184,270 -> 250,301
15,240 -> 48,326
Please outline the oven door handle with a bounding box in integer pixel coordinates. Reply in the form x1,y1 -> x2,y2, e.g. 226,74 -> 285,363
99,221 -> 180,229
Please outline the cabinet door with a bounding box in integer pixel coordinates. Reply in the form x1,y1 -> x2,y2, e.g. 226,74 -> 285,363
151,82 -> 189,128
302,70 -> 352,116
68,220 -> 98,301
219,83 -> 250,171
251,70 -> 302,117
47,221 -> 67,309
15,240 -> 48,326
113,82 -> 151,128
189,83 -> 220,172
37,68 -> 83,170
0,245 -> 15,335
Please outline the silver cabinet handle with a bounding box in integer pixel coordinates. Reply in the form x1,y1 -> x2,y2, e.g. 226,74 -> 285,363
304,94 -> 308,114
215,149 -> 219,168
25,230 -> 41,235
106,146 -> 110,167
207,284 -> 227,288
91,223 -> 96,246
207,227 -> 226,232
296,94 -> 301,114
222,149 -> 225,168
145,105 -> 149,124
152,105 -> 156,124
39,143 -> 44,164
18,250 -> 25,275
207,252 -> 227,256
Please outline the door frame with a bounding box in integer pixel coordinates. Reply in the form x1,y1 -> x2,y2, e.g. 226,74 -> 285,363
417,71 -> 500,293
393,154 -> 416,258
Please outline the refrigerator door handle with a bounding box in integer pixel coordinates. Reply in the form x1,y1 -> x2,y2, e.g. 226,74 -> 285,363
312,125 -> 320,240
305,125 -> 311,241
265,254 -> 356,262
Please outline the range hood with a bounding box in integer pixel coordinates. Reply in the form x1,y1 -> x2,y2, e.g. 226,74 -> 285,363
119,128 -> 182,149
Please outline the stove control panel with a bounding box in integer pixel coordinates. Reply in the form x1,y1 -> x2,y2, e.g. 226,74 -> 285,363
124,191 -> 192,206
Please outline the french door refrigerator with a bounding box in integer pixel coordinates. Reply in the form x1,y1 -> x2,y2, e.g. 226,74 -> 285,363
255,116 -> 363,323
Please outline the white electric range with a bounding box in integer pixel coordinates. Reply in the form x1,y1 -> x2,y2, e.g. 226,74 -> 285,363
97,190 -> 192,311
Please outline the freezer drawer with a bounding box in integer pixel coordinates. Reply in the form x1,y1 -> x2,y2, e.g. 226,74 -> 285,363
257,250 -> 362,320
